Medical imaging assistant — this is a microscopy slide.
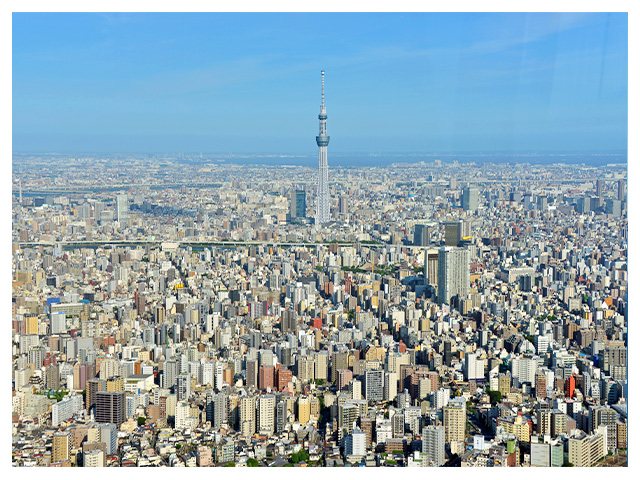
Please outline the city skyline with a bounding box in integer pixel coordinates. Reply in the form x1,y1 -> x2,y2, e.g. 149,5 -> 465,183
9,8 -> 630,470
13,12 -> 627,154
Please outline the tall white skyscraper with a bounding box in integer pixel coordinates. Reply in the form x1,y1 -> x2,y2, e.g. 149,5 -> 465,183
50,312 -> 66,334
422,425 -> 445,466
464,352 -> 485,381
116,194 -> 129,223
315,70 -> 330,225
437,246 -> 470,305
176,372 -> 190,401
257,394 -> 276,435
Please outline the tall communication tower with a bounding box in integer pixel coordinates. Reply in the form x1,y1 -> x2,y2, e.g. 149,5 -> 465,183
315,70 -> 330,225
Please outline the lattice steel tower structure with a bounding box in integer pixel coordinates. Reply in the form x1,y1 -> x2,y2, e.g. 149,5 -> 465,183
315,70 -> 330,225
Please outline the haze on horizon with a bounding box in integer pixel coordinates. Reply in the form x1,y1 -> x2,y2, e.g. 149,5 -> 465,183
12,12 -> 628,155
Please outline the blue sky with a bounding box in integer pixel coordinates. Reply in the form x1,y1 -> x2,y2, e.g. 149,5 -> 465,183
12,12 -> 627,154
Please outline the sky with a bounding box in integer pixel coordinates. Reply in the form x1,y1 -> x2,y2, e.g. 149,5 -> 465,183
12,12 -> 628,154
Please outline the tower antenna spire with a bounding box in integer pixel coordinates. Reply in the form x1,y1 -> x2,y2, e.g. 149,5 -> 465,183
321,70 -> 325,107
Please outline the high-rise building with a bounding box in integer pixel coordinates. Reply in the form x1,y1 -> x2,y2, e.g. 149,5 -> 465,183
296,356 -> 315,383
338,195 -> 348,215
338,403 -> 358,436
461,186 -> 479,211
337,369 -> 353,391
314,351 -> 328,380
116,194 -> 129,223
175,401 -> 194,429
349,379 -> 362,400
422,425 -> 445,466
162,359 -> 178,390
498,373 -> 512,396
46,364 -> 60,391
52,393 -> 83,426
50,312 -> 66,334
384,372 -> 398,402
290,189 -> 307,220
106,375 -> 124,392
52,431 -> 71,463
345,425 -> 366,457
276,400 -> 288,434
423,249 -> 439,287
443,398 -> 466,443
315,71 -> 330,225
176,373 -> 191,400
437,247 -> 470,305
86,378 -> 106,413
364,369 -> 384,402
577,196 -> 591,214
95,391 -> 126,426
210,392 -> 228,429
443,221 -> 461,246
240,396 -> 256,437
276,367 -> 292,391
246,359 -> 258,388
605,199 -> 622,217
414,223 -> 433,246
259,364 -> 275,391
97,422 -> 118,455
298,395 -> 311,425
618,179 -> 626,201
596,179 -> 604,198
464,352 -> 484,382
257,394 -> 276,435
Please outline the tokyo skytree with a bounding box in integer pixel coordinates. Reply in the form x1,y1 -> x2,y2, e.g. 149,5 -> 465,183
315,70 -> 330,225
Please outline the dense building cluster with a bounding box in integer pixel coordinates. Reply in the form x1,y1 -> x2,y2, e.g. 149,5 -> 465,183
12,155 -> 627,467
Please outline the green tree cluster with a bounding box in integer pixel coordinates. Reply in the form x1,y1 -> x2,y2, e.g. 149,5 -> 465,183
485,389 -> 502,405
289,449 -> 310,464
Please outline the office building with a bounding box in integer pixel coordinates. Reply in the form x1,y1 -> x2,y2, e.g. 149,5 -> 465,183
86,377 -> 106,413
605,199 -> 622,217
414,223 -> 433,246
461,186 -> 479,211
290,189 -> 307,220
95,391 -> 126,426
618,179 -> 626,201
596,179 -> 604,198
338,195 -> 348,215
